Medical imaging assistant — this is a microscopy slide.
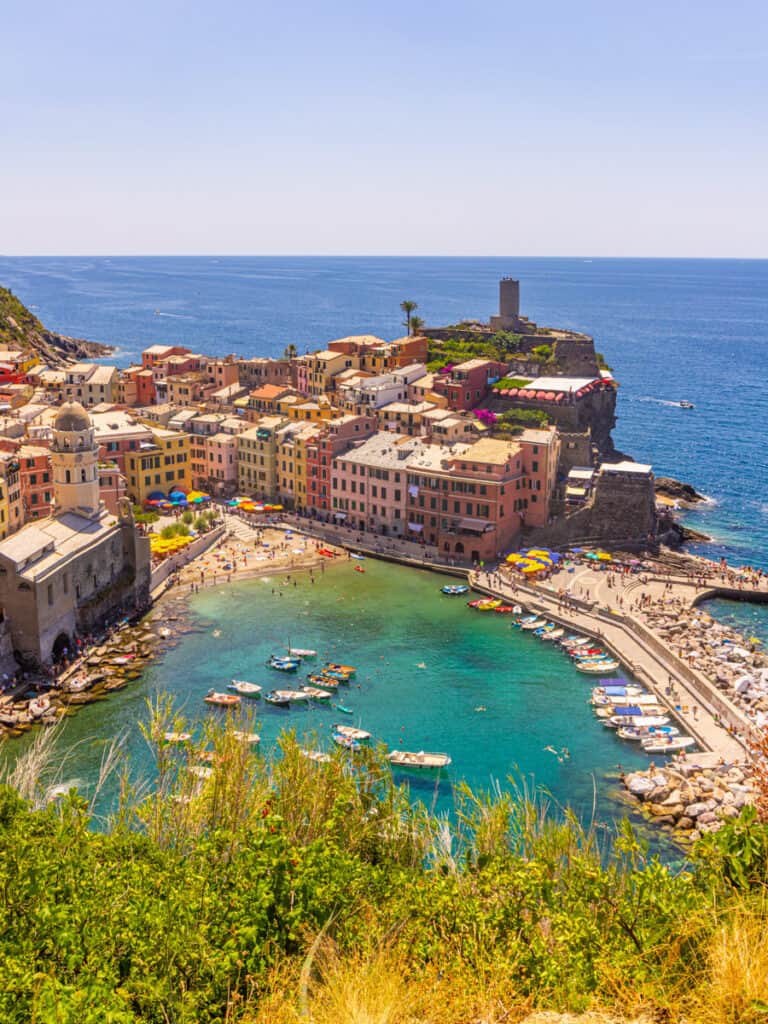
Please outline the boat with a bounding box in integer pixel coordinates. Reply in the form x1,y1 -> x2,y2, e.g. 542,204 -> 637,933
591,693 -> 659,707
325,662 -> 356,677
228,680 -> 262,697
28,695 -> 51,718
267,655 -> 299,673
332,703 -> 353,714
517,614 -> 539,625
572,649 -> 608,660
301,685 -> 333,700
0,710 -> 20,726
350,552 -> 365,560
332,732 -> 361,750
354,566 -> 365,573
493,605 -> 516,613
232,730 -> 260,744
679,400 -> 694,409
287,647 -> 317,659
307,673 -> 340,688
475,599 -> 501,611
541,628 -> 564,641
596,702 -> 664,719
280,690 -> 312,703
264,691 -> 291,707
65,676 -> 91,693
332,724 -> 371,741
301,748 -> 331,763
163,731 -> 192,743
591,685 -> 643,701
204,690 -> 240,708
521,618 -> 547,631
606,714 -> 671,728
642,735 -> 696,754
441,584 -> 469,595
617,725 -> 680,741
576,660 -> 620,674
560,635 -> 587,646
388,750 -> 452,769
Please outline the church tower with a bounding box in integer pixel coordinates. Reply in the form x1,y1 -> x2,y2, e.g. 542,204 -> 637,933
50,401 -> 102,518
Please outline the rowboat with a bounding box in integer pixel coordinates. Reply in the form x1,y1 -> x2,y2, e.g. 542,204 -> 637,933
307,673 -> 340,688
475,599 -> 501,611
228,680 -> 262,697
441,584 -> 469,595
28,695 -> 51,718
264,691 -> 291,707
332,703 -> 353,714
280,690 -> 312,703
576,660 -> 620,674
267,656 -> 299,672
572,650 -> 609,661
204,690 -> 240,708
641,735 -> 696,754
606,714 -> 670,728
325,662 -> 356,677
332,724 -> 371,741
301,686 -> 332,700
493,605 -> 516,613
617,725 -> 680,741
521,618 -> 547,630
320,669 -> 352,682
388,750 -> 452,769
560,635 -> 588,647
541,628 -> 565,641
163,731 -> 192,743
301,748 -> 331,763
287,648 -> 317,659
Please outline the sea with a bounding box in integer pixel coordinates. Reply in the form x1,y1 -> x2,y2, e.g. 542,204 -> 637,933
0,256 -> 766,829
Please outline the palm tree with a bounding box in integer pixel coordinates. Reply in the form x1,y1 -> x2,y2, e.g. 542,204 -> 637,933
283,343 -> 297,359
409,315 -> 425,335
400,300 -> 418,335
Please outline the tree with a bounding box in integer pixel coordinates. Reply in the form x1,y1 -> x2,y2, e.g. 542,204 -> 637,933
400,300 -> 418,335
409,315 -> 425,335
283,343 -> 297,360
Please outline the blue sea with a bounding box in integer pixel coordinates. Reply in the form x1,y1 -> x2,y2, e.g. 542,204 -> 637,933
0,256 -> 765,832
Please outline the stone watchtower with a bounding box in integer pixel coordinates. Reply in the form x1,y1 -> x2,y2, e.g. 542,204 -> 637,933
50,401 -> 102,518
489,278 -> 523,331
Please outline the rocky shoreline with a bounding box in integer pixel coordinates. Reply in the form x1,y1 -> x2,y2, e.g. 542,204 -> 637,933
624,758 -> 756,842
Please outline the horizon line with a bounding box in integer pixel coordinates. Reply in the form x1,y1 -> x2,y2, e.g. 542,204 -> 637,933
2,253 -> 768,261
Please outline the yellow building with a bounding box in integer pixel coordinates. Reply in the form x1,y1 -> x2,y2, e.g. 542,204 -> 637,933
125,427 -> 191,504
291,425 -> 322,510
283,397 -> 335,423
0,453 -> 23,539
236,416 -> 285,499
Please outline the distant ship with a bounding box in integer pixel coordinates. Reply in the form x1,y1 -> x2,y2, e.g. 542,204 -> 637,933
679,400 -> 694,409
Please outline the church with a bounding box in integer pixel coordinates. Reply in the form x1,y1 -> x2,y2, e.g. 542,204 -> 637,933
0,402 -> 151,666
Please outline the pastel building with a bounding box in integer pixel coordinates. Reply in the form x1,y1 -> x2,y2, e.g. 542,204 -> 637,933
331,432 -> 424,534
124,428 -> 191,505
91,411 -> 153,476
236,416 -> 285,499
18,444 -> 53,521
517,427 -> 561,527
430,359 -> 507,411
306,414 -> 377,517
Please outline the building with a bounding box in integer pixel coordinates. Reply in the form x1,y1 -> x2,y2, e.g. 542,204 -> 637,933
0,452 -> 23,537
236,416 -> 285,499
430,359 -> 507,411
197,433 -> 238,495
91,411 -> 153,475
517,427 -> 561,527
98,461 -> 127,515
306,414 -> 376,517
18,445 -> 53,521
296,349 -> 354,397
63,363 -> 119,407
337,365 -> 426,415
0,402 -> 151,666
331,432 -> 424,535
124,427 -> 191,504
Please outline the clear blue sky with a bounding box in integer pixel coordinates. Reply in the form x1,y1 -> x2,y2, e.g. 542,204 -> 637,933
1,0 -> 766,256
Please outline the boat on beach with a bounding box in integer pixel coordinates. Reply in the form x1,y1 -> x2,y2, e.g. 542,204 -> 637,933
204,690 -> 240,708
388,750 -> 452,769
441,584 -> 469,595
228,680 -> 262,697
332,724 -> 371,741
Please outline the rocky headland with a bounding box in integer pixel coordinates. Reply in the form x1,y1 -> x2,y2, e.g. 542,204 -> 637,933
0,286 -> 113,367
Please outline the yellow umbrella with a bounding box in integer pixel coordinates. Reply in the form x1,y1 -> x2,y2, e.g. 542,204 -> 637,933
596,552 -> 612,561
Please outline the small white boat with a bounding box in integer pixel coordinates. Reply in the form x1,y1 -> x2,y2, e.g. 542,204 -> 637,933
66,676 -> 91,693
288,648 -> 317,659
541,628 -> 564,641
163,731 -> 192,743
301,685 -> 332,700
591,692 -> 657,707
28,695 -> 51,718
188,765 -> 213,780
232,730 -> 260,744
204,690 -> 240,707
679,400 -> 694,410
332,724 -> 371,741
279,690 -> 312,703
606,714 -> 670,728
617,726 -> 680,741
576,660 -> 620,674
228,680 -> 262,697
521,618 -> 547,631
388,750 -> 451,769
642,735 -> 696,754
561,636 -> 590,647
596,704 -> 664,718
301,748 -> 331,763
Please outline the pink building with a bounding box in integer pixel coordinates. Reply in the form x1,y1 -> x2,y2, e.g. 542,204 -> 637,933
199,432 -> 238,494
99,462 -> 127,515
431,359 -> 507,411
517,427 -> 561,527
91,411 -> 153,476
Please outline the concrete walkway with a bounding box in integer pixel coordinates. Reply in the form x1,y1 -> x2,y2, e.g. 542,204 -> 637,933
470,570 -> 748,762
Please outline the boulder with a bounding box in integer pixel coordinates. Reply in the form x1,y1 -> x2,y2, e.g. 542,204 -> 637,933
649,786 -> 671,804
650,803 -> 683,819
685,802 -> 709,818
653,815 -> 678,827
676,816 -> 695,830
697,811 -> 717,825
627,775 -> 656,798
689,829 -> 701,842
719,804 -> 740,819
661,788 -> 682,807
722,791 -> 736,805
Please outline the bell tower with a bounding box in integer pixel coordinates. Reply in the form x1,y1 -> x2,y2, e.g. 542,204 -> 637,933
50,401 -> 102,518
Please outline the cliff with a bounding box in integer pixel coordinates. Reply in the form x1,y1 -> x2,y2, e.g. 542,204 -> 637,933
0,286 -> 113,367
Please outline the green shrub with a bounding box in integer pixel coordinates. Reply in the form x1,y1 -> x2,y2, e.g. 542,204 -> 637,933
181,510 -> 194,525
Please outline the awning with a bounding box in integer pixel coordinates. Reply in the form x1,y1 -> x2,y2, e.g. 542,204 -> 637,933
565,486 -> 587,497
457,517 -> 494,534
408,522 -> 424,532
333,511 -> 347,520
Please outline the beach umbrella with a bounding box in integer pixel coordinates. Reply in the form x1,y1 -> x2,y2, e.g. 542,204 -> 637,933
585,552 -> 600,560
749,637 -> 763,645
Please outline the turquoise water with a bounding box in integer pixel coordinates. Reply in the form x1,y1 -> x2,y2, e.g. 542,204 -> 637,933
17,560 -> 651,823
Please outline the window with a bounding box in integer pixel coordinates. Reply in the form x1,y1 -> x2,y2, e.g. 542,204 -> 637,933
532,460 -> 539,472
31,494 -> 38,505
47,584 -> 53,606
65,469 -> 71,484
30,473 -> 37,484
43,472 -> 49,483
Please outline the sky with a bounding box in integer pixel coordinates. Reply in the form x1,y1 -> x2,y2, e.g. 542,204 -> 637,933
1,0 -> 766,257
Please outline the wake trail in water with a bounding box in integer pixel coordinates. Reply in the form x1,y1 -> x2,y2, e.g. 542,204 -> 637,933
636,396 -> 684,408
155,312 -> 194,320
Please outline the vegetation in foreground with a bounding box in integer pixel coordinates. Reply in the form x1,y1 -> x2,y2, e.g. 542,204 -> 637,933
0,699 -> 767,1024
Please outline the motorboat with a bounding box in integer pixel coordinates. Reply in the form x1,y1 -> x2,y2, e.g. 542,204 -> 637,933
287,648 -> 317,659
332,702 -> 353,714
232,731 -> 260,744
264,691 -> 291,707
228,680 -> 262,698
606,714 -> 671,728
332,732 -> 361,750
204,690 -> 240,708
332,724 -> 371,741
388,750 -> 452,769
301,748 -> 331,763
596,703 -> 664,718
441,584 -> 469,595
307,673 -> 340,688
679,400 -> 694,409
576,660 -> 620,674
617,725 -> 680,741
591,693 -> 659,707
163,731 -> 192,743
325,662 -> 356,677
475,599 -> 502,612
28,695 -> 52,718
267,655 -> 299,672
301,685 -> 332,700
591,685 -> 644,701
521,618 -> 547,631
642,735 -> 696,754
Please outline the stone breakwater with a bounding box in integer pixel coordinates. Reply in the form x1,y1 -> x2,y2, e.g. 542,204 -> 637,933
624,760 -> 756,842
